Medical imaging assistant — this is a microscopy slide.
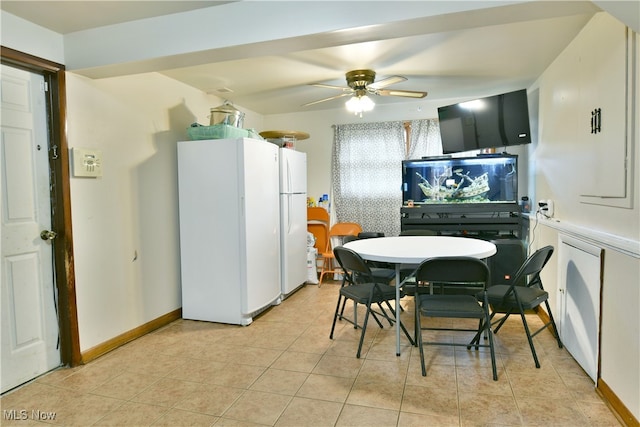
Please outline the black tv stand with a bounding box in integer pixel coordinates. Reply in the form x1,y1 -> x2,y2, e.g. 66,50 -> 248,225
400,202 -> 522,238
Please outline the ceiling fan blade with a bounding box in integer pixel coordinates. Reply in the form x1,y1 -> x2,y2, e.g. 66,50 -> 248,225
368,75 -> 407,90
309,83 -> 352,92
377,89 -> 428,98
302,92 -> 352,107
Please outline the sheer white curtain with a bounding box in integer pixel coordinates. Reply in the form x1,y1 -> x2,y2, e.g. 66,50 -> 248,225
332,121 -> 405,237
332,119 -> 442,237
408,119 -> 442,159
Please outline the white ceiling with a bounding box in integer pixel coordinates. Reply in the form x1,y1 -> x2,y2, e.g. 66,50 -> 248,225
0,1 -> 233,34
3,1 -> 636,115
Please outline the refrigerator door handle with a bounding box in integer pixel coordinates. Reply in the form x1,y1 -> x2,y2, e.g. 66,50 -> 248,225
288,194 -> 293,232
286,158 -> 292,193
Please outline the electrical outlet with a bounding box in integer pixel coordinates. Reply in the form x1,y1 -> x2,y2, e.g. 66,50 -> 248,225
538,199 -> 554,217
546,200 -> 554,217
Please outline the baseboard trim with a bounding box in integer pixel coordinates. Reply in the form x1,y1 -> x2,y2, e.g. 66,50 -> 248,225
536,309 -> 638,427
80,308 -> 182,364
597,378 -> 639,427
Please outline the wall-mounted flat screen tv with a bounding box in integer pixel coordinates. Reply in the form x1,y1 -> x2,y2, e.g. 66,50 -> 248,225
437,89 -> 532,154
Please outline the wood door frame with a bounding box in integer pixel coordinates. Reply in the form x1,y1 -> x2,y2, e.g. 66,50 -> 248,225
1,46 -> 81,367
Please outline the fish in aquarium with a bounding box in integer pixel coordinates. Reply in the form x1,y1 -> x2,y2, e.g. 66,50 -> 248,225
401,154 -> 518,205
416,169 -> 490,202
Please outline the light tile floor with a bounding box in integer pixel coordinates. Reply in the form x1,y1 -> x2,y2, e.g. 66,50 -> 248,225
1,282 -> 622,426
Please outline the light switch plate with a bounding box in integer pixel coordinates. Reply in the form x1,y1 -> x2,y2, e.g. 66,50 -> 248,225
72,147 -> 102,177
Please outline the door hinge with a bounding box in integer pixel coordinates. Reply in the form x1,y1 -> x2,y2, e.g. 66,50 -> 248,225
41,81 -> 49,92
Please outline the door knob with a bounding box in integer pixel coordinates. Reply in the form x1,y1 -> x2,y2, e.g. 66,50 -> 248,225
40,230 -> 57,241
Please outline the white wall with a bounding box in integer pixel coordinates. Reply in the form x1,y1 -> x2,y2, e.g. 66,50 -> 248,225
528,14 -> 640,420
65,72 -> 260,351
531,14 -> 638,238
0,11 -> 65,64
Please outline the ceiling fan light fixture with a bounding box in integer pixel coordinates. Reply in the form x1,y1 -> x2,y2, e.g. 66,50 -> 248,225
304,68 -> 427,110
345,94 -> 375,116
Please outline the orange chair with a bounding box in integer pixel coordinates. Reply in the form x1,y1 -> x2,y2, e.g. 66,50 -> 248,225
307,207 -> 330,284
307,207 -> 330,224
319,222 -> 363,284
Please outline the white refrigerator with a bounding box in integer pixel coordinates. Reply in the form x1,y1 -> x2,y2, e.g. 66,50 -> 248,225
279,148 -> 308,295
177,137 -> 282,325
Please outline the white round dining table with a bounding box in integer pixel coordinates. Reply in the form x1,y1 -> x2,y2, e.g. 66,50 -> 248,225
343,235 -> 497,355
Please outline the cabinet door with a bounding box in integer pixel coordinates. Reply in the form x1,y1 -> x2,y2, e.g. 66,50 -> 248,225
558,236 -> 603,383
577,13 -> 628,198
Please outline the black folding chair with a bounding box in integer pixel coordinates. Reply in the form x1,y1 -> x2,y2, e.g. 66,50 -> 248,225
470,245 -> 562,368
414,257 -> 497,380
330,246 -> 414,358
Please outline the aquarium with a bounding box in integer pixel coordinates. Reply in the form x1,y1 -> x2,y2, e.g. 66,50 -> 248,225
402,154 -> 518,205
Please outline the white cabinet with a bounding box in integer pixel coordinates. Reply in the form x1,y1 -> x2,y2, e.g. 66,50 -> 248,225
540,12 -> 633,206
557,235 -> 603,383
575,13 -> 629,199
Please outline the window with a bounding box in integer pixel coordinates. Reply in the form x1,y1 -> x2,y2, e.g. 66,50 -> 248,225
332,119 -> 441,236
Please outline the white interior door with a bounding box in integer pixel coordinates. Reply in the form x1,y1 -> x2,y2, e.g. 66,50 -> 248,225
1,64 -> 61,393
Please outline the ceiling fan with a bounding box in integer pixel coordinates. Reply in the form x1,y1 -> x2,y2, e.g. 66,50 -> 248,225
303,69 -> 428,114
